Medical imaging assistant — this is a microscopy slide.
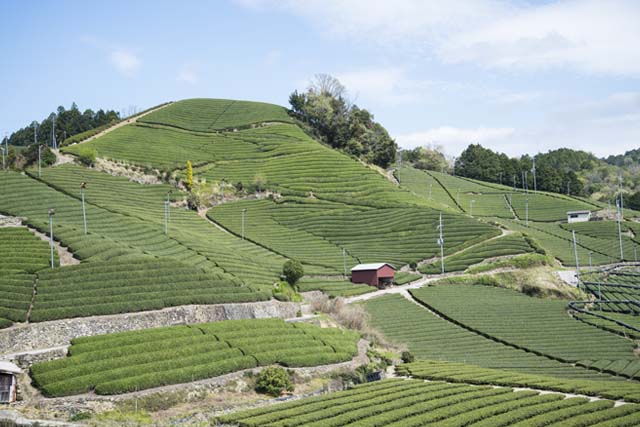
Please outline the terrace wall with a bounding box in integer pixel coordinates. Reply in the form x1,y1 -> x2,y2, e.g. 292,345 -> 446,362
0,301 -> 300,358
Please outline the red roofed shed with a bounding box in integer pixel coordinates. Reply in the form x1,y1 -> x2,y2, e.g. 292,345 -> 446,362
351,263 -> 396,287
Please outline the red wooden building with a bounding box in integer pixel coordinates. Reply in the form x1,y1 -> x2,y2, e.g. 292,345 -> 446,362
351,263 -> 396,287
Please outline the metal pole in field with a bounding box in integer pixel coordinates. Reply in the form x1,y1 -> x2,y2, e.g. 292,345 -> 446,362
1,145 -> 5,171
532,158 -> 537,192
164,200 -> 168,235
38,145 -> 42,177
51,114 -> 57,149
619,176 -> 624,219
470,199 -> 475,217
617,199 -> 624,261
499,172 -> 503,185
438,212 -> 445,274
525,197 -> 529,226
80,182 -> 87,234
428,183 -> 432,200
166,191 -> 171,225
241,208 -> 246,240
396,148 -> 401,183
456,188 -> 460,204
572,229 -> 580,282
342,248 -> 347,278
48,208 -> 55,268
524,171 -> 528,194
567,181 -> 570,196
513,175 -> 516,191
588,251 -> 592,272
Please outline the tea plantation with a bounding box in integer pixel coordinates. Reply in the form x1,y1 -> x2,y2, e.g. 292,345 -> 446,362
219,378 -> 640,427
31,318 -> 359,396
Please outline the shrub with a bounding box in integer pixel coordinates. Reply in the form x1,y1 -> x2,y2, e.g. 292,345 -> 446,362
185,160 -> 193,190
75,145 -> 97,167
409,262 -> 417,271
254,366 -> 293,396
401,350 -> 415,363
282,260 -> 304,285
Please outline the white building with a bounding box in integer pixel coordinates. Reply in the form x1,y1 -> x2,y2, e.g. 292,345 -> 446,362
567,210 -> 591,223
0,361 -> 21,403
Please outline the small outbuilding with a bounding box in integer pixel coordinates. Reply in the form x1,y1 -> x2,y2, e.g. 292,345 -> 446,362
567,210 -> 591,223
0,361 -> 21,404
351,263 -> 396,287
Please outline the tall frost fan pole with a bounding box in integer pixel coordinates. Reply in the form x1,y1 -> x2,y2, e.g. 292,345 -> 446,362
572,230 -> 580,286
617,199 -> 624,261
342,248 -> 347,278
525,197 -> 529,226
532,158 -> 537,192
241,208 -> 246,240
80,182 -> 87,234
48,208 -> 55,268
38,145 -> 42,178
396,148 -> 401,183
437,213 -> 445,274
619,176 -> 624,220
51,114 -> 57,149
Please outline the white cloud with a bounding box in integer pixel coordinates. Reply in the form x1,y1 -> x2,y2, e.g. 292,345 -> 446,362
336,68 -> 426,106
109,50 -> 141,76
244,0 -> 640,76
396,126 -> 516,155
177,64 -> 199,85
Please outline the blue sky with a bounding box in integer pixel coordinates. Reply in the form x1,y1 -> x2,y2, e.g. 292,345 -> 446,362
1,0 -> 639,157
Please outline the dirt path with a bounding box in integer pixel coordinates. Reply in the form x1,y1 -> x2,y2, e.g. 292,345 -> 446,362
198,208 -> 231,235
72,103 -> 172,146
51,149 -> 75,166
28,226 -> 79,266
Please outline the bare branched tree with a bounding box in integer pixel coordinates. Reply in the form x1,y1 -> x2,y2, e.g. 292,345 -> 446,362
309,73 -> 347,99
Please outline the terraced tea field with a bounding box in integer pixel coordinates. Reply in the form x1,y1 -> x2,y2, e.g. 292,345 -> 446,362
412,284 -> 640,378
419,233 -> 534,274
138,98 -> 294,131
399,360 -> 640,403
364,295 -> 609,380
31,318 -> 359,396
219,378 -> 640,427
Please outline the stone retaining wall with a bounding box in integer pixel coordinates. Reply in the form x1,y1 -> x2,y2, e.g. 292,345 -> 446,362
0,301 -> 300,356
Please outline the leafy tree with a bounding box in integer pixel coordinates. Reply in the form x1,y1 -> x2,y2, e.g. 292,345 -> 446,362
289,74 -> 397,168
23,144 -> 56,167
624,191 -> 640,210
255,366 -> 294,396
8,103 -> 119,147
75,146 -> 97,167
404,145 -> 449,171
185,160 -> 193,190
282,259 -> 304,285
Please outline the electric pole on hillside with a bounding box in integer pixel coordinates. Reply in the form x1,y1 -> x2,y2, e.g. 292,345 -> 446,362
38,145 -> 42,178
1,136 -> 5,171
396,148 -> 402,183
617,198 -> 624,261
619,176 -> 624,219
428,183 -> 432,200
524,171 -> 529,194
241,208 -> 246,240
456,189 -> 460,205
532,158 -> 537,192
437,212 -> 445,274
51,114 -> 57,149
513,175 -> 517,192
48,208 -> 55,268
567,181 -> 570,196
166,191 -> 172,226
164,199 -> 169,235
572,230 -> 580,283
470,199 -> 475,217
80,182 -> 87,235
525,197 -> 529,226
499,172 -> 503,186
342,248 -> 347,278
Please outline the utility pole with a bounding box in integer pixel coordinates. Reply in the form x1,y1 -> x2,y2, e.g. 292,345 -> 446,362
48,208 -> 55,268
532,158 -> 537,192
588,251 -> 592,272
1,142 -> 5,171
456,188 -> 460,204
241,208 -> 246,240
567,181 -> 570,196
524,171 -> 528,194
619,176 -> 624,219
51,114 -> 57,149
499,172 -> 503,186
470,199 -> 475,217
428,183 -> 432,200
342,248 -> 347,278
438,213 -> 445,274
396,148 -> 401,183
80,182 -> 87,234
164,200 -> 169,235
513,175 -> 517,192
38,145 -> 42,178
525,197 -> 529,226
572,229 -> 580,282
617,199 -> 624,261
166,191 -> 171,225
